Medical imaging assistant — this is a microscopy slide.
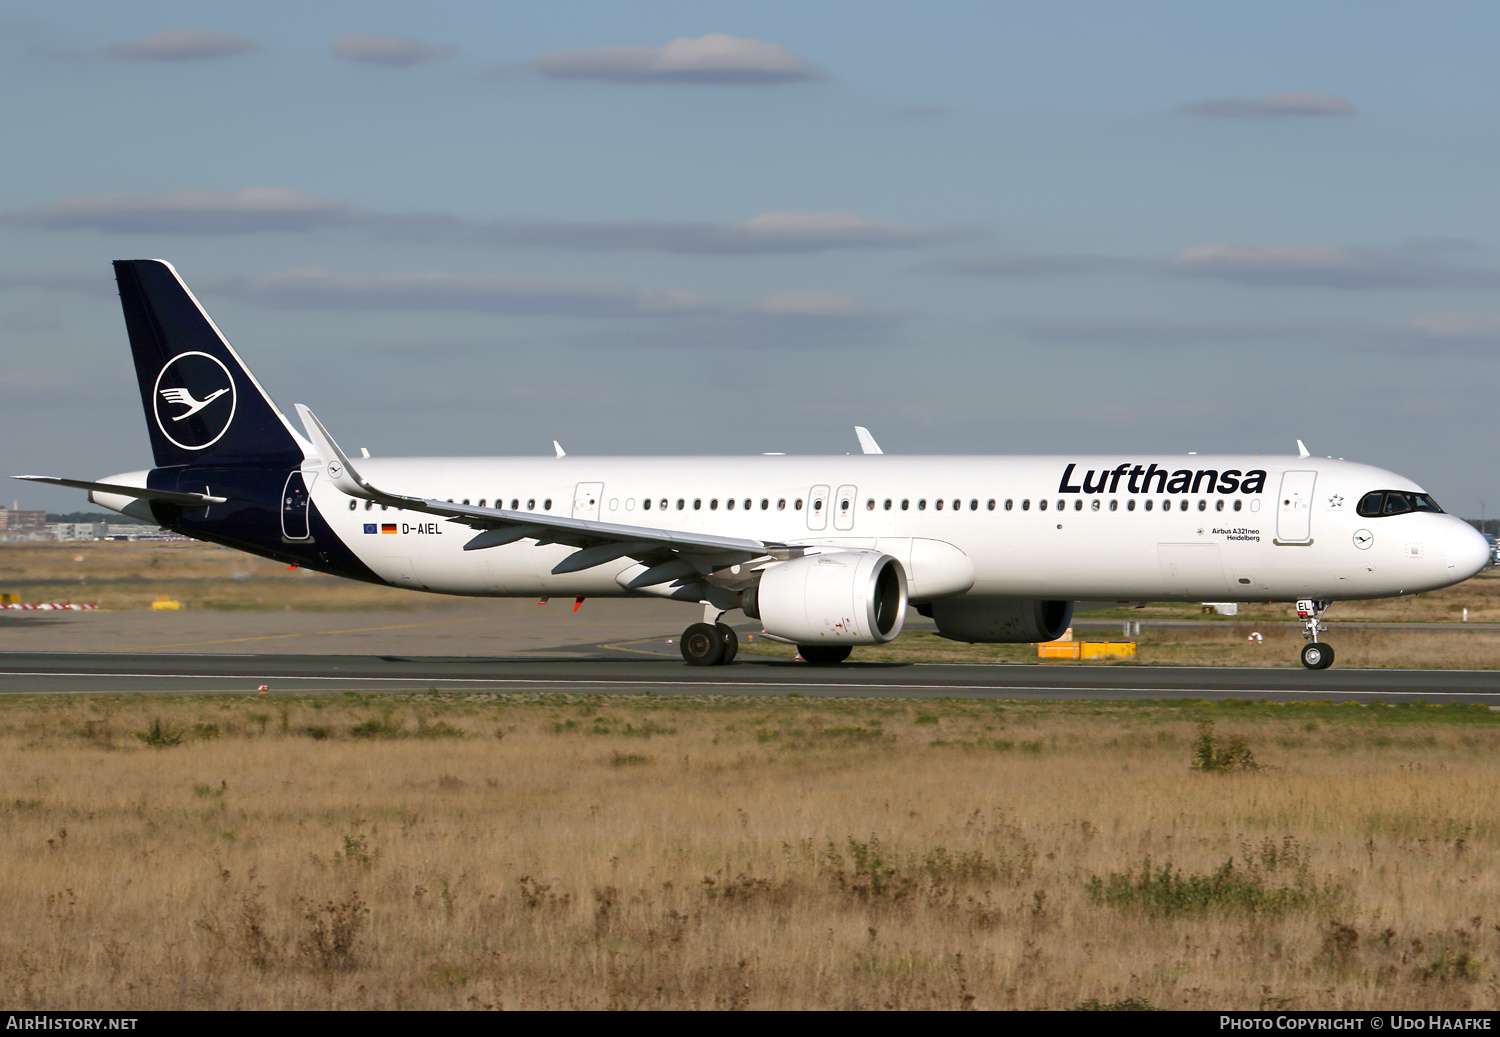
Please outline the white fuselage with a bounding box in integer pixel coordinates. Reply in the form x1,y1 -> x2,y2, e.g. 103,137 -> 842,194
308,453 -> 1490,603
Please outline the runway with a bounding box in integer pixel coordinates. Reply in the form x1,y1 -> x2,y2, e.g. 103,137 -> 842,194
3,600 -> 1497,702
4,643 -> 1500,702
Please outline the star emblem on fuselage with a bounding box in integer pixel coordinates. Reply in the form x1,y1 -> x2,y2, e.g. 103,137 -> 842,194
1328,494 -> 1344,509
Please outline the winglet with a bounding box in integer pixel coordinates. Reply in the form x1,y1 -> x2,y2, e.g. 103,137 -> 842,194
855,427 -> 883,455
554,441 -> 567,458
295,404 -> 413,507
1296,439 -> 1310,458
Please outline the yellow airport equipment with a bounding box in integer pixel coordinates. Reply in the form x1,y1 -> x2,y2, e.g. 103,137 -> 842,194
1037,640 -> 1136,661
151,596 -> 182,610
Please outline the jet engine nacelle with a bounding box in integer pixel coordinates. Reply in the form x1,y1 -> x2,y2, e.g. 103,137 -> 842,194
929,598 -> 1074,644
744,551 -> 907,645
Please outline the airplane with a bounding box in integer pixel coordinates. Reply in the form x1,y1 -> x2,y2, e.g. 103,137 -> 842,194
17,260 -> 1492,670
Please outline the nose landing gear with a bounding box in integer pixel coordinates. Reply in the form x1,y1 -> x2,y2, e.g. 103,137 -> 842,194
1297,599 -> 1334,669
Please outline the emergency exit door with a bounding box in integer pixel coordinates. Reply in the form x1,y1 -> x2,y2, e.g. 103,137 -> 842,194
834,485 -> 858,530
572,482 -> 604,521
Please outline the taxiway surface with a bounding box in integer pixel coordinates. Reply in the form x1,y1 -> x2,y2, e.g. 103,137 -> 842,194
2,600 -> 1496,702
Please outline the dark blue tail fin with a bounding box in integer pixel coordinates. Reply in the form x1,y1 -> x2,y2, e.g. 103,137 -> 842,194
114,259 -> 305,469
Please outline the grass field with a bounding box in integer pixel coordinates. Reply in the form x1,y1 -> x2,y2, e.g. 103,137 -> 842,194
2,693 -> 1499,1010
4,540 -> 1499,621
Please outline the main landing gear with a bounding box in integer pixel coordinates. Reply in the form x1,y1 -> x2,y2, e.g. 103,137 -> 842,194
679,622 -> 739,666
1297,599 -> 1335,670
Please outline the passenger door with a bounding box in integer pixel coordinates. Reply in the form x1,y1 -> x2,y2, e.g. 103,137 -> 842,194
281,471 -> 312,540
1276,471 -> 1317,543
833,484 -> 858,531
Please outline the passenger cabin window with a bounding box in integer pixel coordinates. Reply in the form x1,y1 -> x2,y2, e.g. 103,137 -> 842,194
866,499 -> 876,511
1021,499 -> 1030,511
1091,500 -> 1100,511
1074,499 -> 1082,511
526,498 -> 536,510
987,499 -> 995,510
918,499 -> 927,511
884,499 -> 893,510
544,499 -> 552,510
1039,499 -> 1048,511
1109,499 -> 1118,511
1144,500 -> 1153,512
1233,500 -> 1242,512
676,499 -> 685,510
795,499 -> 803,510
901,499 -> 910,511
643,498 -> 652,510
348,499 -> 357,511
1005,499 -> 1014,511
694,499 -> 702,510
1127,500 -> 1135,511
971,499 -> 979,511
935,499 -> 944,511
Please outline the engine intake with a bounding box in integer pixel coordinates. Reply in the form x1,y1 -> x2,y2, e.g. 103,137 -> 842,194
744,551 -> 907,645
929,599 -> 1074,643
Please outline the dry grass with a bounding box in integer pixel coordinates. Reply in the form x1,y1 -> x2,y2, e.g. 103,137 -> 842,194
4,541 -> 1497,619
3,693 -> 1500,1009
0,541 -> 415,611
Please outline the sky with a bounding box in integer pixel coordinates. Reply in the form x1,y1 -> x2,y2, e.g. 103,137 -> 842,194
3,1 -> 1499,517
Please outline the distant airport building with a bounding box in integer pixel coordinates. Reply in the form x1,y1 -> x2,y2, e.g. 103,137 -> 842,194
0,504 -> 48,537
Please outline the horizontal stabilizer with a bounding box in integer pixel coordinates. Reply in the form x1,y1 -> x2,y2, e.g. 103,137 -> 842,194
13,475 -> 226,507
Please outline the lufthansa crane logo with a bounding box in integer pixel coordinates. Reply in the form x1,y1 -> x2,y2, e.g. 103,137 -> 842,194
152,352 -> 236,451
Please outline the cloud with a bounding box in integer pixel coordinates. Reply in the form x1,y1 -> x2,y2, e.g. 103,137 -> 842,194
4,189 -> 965,254
530,33 -> 823,85
940,253 -> 1139,277
330,32 -> 457,66
2,188 -> 352,235
942,241 -> 1500,292
1179,91 -> 1354,118
0,268 -> 114,295
105,30 -> 257,61
470,210 -> 970,254
1013,315 -> 1315,347
759,291 -> 862,316
209,268 -> 706,319
1169,243 -> 1500,290
1404,314 -> 1500,348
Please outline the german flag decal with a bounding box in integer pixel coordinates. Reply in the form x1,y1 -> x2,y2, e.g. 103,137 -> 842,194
381,523 -> 398,534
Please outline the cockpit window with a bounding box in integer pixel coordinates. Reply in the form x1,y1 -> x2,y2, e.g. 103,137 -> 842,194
1357,490 -> 1444,518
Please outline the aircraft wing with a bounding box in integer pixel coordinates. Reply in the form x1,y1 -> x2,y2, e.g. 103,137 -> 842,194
294,406 -> 775,581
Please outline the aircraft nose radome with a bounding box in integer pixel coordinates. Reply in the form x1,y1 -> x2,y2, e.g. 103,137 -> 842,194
1445,521 -> 1491,581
